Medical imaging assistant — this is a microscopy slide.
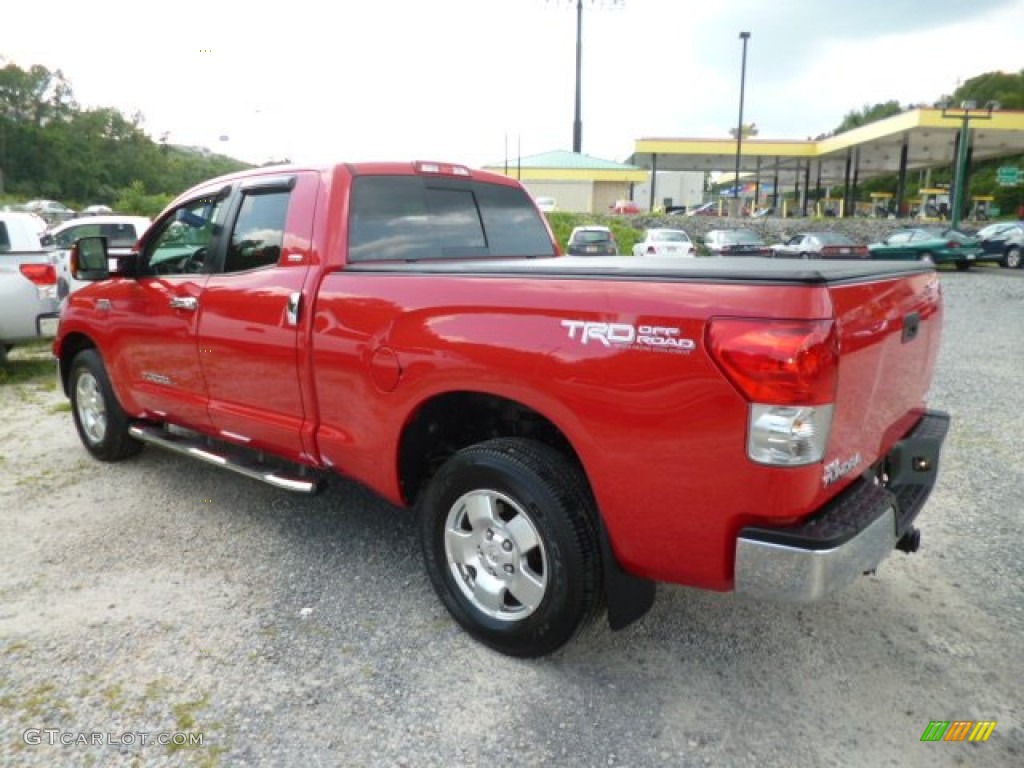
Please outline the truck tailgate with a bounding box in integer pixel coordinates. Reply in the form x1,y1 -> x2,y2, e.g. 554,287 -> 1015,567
825,270 -> 942,488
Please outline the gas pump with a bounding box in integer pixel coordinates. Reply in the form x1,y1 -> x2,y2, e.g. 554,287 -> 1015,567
870,192 -> 894,218
971,196 -> 995,221
917,188 -> 950,221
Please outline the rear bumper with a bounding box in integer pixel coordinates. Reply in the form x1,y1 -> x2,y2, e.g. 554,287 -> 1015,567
734,409 -> 950,602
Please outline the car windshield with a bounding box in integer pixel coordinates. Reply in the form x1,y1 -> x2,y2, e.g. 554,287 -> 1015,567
651,230 -> 689,242
719,230 -> 762,244
574,230 -> 612,243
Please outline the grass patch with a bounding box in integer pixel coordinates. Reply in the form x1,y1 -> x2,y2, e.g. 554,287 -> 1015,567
0,341 -> 55,387
49,401 -> 72,414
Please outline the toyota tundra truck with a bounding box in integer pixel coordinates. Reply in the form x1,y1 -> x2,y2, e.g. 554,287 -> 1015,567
1,211 -> 59,361
54,161 -> 949,657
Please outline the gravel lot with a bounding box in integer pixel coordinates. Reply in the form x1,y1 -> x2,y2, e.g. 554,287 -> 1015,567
1,267 -> 1022,767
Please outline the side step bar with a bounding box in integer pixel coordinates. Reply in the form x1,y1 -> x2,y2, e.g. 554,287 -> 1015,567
129,423 -> 324,495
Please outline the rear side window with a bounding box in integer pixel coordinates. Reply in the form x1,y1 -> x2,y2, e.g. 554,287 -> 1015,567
348,176 -> 555,262
0,222 -> 9,252
225,190 -> 289,273
574,230 -> 612,243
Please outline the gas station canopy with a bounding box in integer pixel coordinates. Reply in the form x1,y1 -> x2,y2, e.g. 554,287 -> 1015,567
628,107 -> 1024,186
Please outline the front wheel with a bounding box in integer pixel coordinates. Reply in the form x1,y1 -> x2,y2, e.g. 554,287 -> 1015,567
419,438 -> 602,657
1004,246 -> 1022,269
69,349 -> 143,461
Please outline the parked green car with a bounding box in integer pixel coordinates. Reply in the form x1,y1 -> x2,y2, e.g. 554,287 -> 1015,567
868,227 -> 984,270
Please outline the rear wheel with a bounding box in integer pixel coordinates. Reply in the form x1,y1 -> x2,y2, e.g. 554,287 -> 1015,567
955,260 -> 971,271
419,438 -> 601,657
69,349 -> 143,461
919,251 -> 935,265
1004,246 -> 1022,269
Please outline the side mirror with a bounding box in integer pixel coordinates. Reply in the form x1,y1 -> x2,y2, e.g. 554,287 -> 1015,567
70,236 -> 110,280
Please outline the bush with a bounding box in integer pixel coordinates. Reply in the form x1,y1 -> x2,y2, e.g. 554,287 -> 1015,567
113,181 -> 173,218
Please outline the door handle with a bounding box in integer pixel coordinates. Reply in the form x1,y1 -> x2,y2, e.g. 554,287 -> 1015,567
286,292 -> 301,326
169,296 -> 198,311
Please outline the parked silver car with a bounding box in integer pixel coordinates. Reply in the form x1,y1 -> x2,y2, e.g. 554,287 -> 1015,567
23,199 -> 77,226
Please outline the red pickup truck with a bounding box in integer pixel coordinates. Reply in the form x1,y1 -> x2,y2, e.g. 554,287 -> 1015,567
55,161 -> 949,657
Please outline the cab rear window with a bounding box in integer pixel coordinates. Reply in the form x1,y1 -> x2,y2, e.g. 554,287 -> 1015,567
348,176 -> 555,262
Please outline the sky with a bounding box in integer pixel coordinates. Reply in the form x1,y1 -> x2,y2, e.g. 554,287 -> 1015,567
4,0 -> 1023,168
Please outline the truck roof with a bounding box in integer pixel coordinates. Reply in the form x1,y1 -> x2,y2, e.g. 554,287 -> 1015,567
0,211 -> 47,253
171,161 -> 521,202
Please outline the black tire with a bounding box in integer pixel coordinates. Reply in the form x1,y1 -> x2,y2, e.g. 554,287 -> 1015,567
0,344 -> 12,363
1005,246 -> 1022,269
955,260 -> 971,271
419,438 -> 602,657
69,349 -> 143,461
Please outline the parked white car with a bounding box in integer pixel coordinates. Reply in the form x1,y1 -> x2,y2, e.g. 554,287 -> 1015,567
47,215 -> 151,302
632,228 -> 695,257
0,212 -> 59,360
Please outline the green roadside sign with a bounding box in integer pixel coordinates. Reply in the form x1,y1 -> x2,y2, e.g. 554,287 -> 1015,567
996,166 -> 1020,186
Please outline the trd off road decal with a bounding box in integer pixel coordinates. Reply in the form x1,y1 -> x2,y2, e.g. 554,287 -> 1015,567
561,320 -> 696,353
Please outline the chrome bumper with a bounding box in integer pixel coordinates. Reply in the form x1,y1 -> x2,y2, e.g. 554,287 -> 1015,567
735,495 -> 897,602
734,409 -> 950,602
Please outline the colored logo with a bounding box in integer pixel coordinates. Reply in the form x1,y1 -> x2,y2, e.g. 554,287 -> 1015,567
920,720 -> 996,742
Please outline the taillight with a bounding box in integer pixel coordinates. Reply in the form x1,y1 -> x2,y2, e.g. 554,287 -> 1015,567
707,318 -> 838,466
707,318 -> 838,405
646,245 -> 656,254
945,240 -> 959,249
19,264 -> 57,286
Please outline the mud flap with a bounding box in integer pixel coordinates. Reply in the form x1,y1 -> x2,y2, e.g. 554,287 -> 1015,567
599,522 -> 656,630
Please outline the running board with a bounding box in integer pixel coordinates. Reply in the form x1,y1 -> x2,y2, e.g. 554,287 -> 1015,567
129,423 -> 324,494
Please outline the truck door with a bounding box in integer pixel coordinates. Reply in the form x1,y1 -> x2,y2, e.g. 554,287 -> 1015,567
112,194 -> 227,430
196,172 -> 316,463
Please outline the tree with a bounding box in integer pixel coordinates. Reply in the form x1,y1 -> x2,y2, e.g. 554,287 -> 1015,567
833,101 -> 903,134
728,123 -> 758,139
0,58 -> 250,205
948,69 -> 1024,110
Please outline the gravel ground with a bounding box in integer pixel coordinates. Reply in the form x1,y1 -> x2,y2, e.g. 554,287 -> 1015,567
1,268 -> 1022,767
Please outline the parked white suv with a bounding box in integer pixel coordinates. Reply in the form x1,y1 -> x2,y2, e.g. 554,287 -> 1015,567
47,216 -> 151,302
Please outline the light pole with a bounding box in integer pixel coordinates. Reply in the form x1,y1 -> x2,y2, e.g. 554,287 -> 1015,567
557,0 -> 624,154
942,100 -> 998,229
573,0 -> 583,153
734,31 -> 751,213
